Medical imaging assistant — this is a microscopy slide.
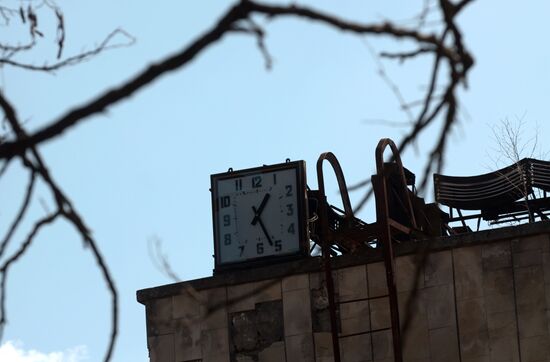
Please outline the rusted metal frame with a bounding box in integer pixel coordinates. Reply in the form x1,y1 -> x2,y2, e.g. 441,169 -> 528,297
447,212 -> 482,222
387,218 -> 412,235
374,138 -> 406,362
316,152 -> 354,362
375,138 -> 417,230
490,210 -> 550,225
449,208 -> 482,230
528,192 -> 549,221
528,206 -> 535,223
317,152 -> 354,219
372,174 -> 403,362
456,208 -> 468,228
316,193 -> 340,362
443,223 -> 455,235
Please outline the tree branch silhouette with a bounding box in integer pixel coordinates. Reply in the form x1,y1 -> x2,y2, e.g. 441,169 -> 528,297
0,28 -> 135,72
0,0 -> 472,161
0,1 -> 476,360
0,93 -> 119,362
0,168 -> 35,258
0,212 -> 60,341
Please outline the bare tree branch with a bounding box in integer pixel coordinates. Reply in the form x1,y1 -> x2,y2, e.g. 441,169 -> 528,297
148,236 -> 180,282
361,119 -> 412,128
380,46 -> 435,62
363,39 -> 415,123
54,7 -> 65,59
0,167 -> 36,258
0,28 -> 135,72
0,92 -> 118,362
0,0 -> 470,160
0,1 -> 65,60
0,212 -> 59,341
0,40 -> 36,53
230,19 -> 273,70
61,208 -> 118,362
0,159 -> 10,177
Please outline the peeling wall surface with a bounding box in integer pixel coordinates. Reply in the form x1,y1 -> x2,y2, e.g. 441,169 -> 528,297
137,222 -> 550,362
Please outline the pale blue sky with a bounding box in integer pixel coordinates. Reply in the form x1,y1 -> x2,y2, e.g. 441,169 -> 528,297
1,1 -> 549,361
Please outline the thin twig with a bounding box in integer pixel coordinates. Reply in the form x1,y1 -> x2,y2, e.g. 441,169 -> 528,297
380,46 -> 435,62
0,28 -> 135,72
231,19 -> 273,70
362,119 -> 412,128
0,168 -> 36,258
148,236 -> 180,282
0,212 -> 59,340
363,38 -> 415,123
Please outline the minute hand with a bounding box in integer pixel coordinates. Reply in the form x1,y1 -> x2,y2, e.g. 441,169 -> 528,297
256,216 -> 274,246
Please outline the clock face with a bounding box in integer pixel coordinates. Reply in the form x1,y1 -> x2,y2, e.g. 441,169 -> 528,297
211,161 -> 307,268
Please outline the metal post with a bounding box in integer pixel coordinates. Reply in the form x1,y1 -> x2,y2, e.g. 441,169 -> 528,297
373,174 -> 403,362
316,153 -> 346,362
374,138 -> 408,362
318,193 -> 341,362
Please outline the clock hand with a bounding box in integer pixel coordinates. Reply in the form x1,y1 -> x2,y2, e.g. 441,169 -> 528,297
251,193 -> 271,226
256,216 -> 274,246
251,205 -> 274,246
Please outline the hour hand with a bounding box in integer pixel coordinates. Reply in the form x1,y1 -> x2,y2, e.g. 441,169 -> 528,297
251,193 -> 270,226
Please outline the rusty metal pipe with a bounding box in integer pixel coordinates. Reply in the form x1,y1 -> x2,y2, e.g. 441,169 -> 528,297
316,152 -> 354,362
373,138 -> 406,362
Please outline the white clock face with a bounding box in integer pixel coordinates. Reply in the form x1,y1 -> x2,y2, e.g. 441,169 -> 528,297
213,164 -> 305,265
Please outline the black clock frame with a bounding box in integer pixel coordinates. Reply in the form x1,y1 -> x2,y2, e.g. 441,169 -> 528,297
210,160 -> 309,273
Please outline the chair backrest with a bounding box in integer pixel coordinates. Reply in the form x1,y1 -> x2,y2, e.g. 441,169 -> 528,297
528,158 -> 550,192
434,160 -> 531,210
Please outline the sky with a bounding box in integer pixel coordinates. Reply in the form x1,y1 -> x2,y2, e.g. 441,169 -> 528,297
1,0 -> 550,361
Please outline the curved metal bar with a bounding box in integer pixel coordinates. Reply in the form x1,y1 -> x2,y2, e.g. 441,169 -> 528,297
373,138 -> 406,362
375,138 -> 417,229
316,152 -> 354,219
315,151 -> 354,362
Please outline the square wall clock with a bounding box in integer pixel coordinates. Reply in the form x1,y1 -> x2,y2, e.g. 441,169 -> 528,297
211,160 -> 308,272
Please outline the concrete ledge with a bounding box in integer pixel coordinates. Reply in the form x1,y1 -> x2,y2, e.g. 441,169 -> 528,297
136,220 -> 550,304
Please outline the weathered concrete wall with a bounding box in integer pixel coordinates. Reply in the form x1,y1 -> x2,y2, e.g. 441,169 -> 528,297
138,223 -> 550,362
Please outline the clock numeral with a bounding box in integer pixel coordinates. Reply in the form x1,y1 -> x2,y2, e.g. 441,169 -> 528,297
274,240 -> 282,252
256,242 -> 264,254
288,223 -> 295,234
223,214 -> 231,226
220,196 -> 231,208
235,179 -> 242,191
252,176 -> 262,188
285,185 -> 292,197
224,234 -> 231,245
286,204 -> 294,216
239,245 -> 245,257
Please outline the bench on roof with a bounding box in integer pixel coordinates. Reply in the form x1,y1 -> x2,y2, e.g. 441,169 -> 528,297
433,158 -> 550,233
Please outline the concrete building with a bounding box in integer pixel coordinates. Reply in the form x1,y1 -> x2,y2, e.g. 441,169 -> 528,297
137,220 -> 550,362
